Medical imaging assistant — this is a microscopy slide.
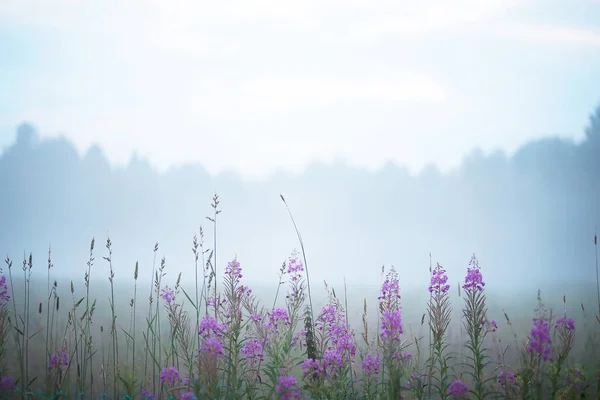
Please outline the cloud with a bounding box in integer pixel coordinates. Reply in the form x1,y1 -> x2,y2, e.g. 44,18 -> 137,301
140,0 -> 533,49
508,24 -> 600,46
349,0 -> 532,39
232,74 -> 449,117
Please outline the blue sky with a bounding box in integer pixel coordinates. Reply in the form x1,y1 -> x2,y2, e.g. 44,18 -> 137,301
1,0 -> 600,179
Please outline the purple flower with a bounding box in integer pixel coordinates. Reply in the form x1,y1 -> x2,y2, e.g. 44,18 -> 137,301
406,373 -> 423,390
322,348 -> 344,375
0,276 -> 10,306
276,371 -> 301,399
160,366 -> 182,386
265,307 -> 290,334
429,264 -> 450,294
0,375 -> 14,391
565,366 -> 586,394
463,263 -> 485,292
361,353 -> 380,376
236,284 -> 252,297
198,316 -> 227,338
198,315 -> 227,358
380,309 -> 404,342
497,370 -> 516,387
287,257 -> 304,275
292,329 -> 306,349
240,337 -> 265,366
528,318 -> 552,361
49,348 -> 69,371
555,316 -> 575,332
378,267 -> 401,308
392,351 -> 412,362
206,297 -> 217,307
161,286 -> 176,304
448,379 -> 469,398
302,358 -> 321,376
489,320 -> 498,332
249,313 -> 262,323
481,319 -> 498,332
316,305 -> 339,330
200,337 -> 224,358
179,392 -> 197,400
225,259 -> 243,279
314,304 -> 357,366
286,257 -> 305,283
141,389 -> 157,400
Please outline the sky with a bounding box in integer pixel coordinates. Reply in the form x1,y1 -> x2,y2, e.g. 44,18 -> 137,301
1,0 -> 600,180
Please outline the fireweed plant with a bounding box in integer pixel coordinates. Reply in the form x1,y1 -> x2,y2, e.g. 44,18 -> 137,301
0,194 -> 598,399
460,255 -> 496,400
302,282 -> 357,399
376,266 -> 413,399
512,290 -> 579,400
426,263 -> 453,399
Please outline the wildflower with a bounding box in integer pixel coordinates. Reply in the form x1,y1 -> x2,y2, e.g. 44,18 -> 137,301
315,304 -> 357,365
287,257 -> 304,281
392,351 -> 412,362
237,284 -> 252,297
0,375 -> 14,391
429,264 -> 450,294
378,267 -> 401,310
160,366 -> 182,386
249,313 -> 262,323
49,348 -> 69,371
292,329 -> 306,348
481,318 -> 498,332
380,309 -> 403,342
565,365 -> 586,394
161,286 -> 175,304
361,353 -> 380,376
0,276 -> 9,305
200,337 -> 224,358
140,388 -> 157,400
276,371 -> 300,399
240,337 -> 265,366
448,379 -> 469,398
225,259 -> 242,279
463,264 -> 485,292
555,316 -> 575,332
315,305 -> 339,330
322,348 -> 343,375
179,392 -> 197,400
198,316 -> 227,338
206,297 -> 217,307
489,319 -> 498,332
302,358 -> 321,376
527,318 -> 552,361
406,373 -> 423,390
266,307 -> 290,334
497,370 -> 516,387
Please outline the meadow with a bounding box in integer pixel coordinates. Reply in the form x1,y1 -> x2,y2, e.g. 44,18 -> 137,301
0,194 -> 598,399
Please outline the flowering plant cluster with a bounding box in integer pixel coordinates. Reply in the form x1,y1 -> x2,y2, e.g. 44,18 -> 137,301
0,219 -> 593,400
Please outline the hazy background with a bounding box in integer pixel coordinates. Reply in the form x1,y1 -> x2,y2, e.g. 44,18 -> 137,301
1,110 -> 599,291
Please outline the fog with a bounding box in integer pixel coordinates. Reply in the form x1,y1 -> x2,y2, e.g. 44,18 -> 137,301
1,105 -> 599,300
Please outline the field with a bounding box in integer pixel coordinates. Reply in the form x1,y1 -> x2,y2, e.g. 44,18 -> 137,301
0,196 -> 598,400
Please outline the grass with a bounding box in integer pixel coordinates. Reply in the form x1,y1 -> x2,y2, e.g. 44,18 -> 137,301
0,193 -> 598,400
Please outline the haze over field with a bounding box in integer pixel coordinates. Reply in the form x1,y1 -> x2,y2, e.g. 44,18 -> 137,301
1,110 -> 599,295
